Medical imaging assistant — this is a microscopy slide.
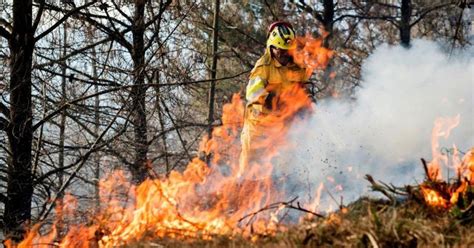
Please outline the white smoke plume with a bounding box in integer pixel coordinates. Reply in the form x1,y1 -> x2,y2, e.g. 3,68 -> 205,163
280,40 -> 473,210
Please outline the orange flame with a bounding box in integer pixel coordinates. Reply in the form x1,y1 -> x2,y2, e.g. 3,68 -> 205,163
427,115 -> 460,181
467,148 -> 474,184
450,180 -> 468,205
99,86 -> 311,247
5,194 -> 93,248
420,186 -> 448,208
421,115 -> 472,209
289,33 -> 334,78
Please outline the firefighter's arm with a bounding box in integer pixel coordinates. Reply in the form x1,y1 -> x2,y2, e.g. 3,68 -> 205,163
245,67 -> 269,105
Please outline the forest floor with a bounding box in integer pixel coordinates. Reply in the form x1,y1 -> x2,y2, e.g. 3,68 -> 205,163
126,187 -> 474,247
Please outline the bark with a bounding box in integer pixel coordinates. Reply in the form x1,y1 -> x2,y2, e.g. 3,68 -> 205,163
4,0 -> 34,241
400,0 -> 412,47
90,29 -> 101,211
206,0 -> 220,164
58,23 -> 67,198
321,0 -> 335,98
130,0 -> 148,183
322,0 -> 334,48
207,0 -> 219,139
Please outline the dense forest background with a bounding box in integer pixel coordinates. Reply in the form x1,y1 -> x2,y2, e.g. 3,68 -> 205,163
0,0 -> 472,241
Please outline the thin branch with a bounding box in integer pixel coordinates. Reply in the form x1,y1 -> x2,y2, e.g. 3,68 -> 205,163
81,0 -> 177,53
295,0 -> 325,24
32,0 -> 46,32
103,7 -> 130,43
449,1 -> 466,52
421,158 -> 432,182
83,10 -> 131,28
165,127 -> 206,174
143,0 -> 173,51
34,36 -> 113,69
142,1 -> 178,30
34,123 -> 128,185
264,0 -> 277,21
292,201 -> 325,217
160,99 -> 193,161
76,11 -> 132,51
239,197 -> 297,223
147,122 -> 209,146
143,1 -> 193,62
365,174 -> 396,204
219,15 -> 263,47
35,1 -> 98,42
238,197 -> 323,225
410,3 -> 454,27
325,188 -> 341,209
333,14 -> 399,27
110,0 -> 133,22
372,2 -> 399,9
379,181 -> 409,196
35,63 -> 120,87
32,70 -> 250,131
37,101 -> 128,222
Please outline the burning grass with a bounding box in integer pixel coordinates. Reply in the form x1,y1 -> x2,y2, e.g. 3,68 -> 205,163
126,150 -> 474,247
124,167 -> 474,247
125,196 -> 474,247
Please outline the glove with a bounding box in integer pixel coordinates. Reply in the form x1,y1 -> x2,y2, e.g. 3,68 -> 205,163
264,91 -> 276,110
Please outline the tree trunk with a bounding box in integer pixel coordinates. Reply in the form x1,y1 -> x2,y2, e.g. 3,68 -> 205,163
400,0 -> 412,47
322,0 -> 334,48
207,0 -> 220,141
321,0 -> 335,98
58,23 -> 67,198
206,0 -> 220,164
130,0 -> 148,183
4,0 -> 34,241
91,35 -> 101,211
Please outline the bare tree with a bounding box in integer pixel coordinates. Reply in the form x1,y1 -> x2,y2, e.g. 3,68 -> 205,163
2,0 -> 35,240
0,0 -> 96,240
207,0 -> 220,153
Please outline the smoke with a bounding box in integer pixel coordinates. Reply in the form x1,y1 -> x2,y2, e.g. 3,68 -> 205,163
280,40 -> 473,210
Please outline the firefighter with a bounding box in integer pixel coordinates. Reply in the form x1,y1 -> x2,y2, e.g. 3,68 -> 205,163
238,21 -> 310,177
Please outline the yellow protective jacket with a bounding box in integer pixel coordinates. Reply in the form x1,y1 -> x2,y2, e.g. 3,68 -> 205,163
245,49 -> 310,111
238,49 -> 309,177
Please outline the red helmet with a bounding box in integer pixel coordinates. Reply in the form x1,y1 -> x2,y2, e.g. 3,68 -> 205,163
267,21 -> 294,37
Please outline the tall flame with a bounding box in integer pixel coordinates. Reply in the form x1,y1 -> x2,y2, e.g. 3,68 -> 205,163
421,115 -> 472,209
427,115 -> 460,181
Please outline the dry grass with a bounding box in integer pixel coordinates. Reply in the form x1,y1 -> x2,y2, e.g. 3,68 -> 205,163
126,195 -> 474,247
